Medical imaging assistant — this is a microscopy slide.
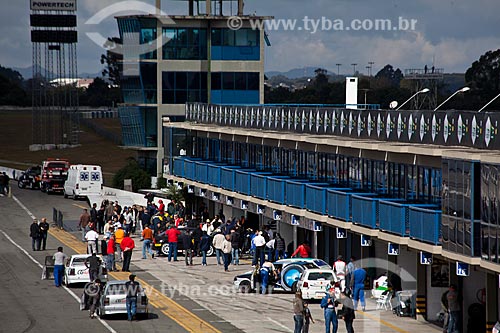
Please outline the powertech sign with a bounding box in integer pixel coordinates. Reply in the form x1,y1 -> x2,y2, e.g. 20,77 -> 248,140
31,0 -> 76,11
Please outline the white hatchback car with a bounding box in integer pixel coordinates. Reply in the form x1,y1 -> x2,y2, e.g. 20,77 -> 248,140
63,254 -> 107,286
297,269 -> 339,300
98,280 -> 149,318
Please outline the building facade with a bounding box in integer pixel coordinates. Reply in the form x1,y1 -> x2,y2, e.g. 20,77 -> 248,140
115,13 -> 270,174
164,103 -> 500,332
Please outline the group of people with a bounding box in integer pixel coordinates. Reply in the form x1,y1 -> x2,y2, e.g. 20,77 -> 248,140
293,288 -> 356,333
29,218 -> 50,251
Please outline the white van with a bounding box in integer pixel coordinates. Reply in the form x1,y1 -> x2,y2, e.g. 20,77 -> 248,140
64,165 -> 103,199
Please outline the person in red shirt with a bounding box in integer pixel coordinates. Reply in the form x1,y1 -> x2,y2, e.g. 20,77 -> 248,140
120,233 -> 135,272
158,200 -> 165,215
166,226 -> 181,262
291,241 -> 312,258
106,234 -> 117,271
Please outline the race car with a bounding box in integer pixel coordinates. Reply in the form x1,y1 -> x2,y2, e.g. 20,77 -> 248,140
297,268 -> 340,300
97,280 -> 149,318
234,258 -> 331,293
17,165 -> 41,189
63,254 -> 107,286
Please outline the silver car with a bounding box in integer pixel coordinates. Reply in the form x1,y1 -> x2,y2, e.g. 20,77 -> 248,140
97,280 -> 149,318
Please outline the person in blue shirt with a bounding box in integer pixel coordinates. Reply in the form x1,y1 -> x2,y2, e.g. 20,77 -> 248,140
351,266 -> 367,311
320,287 -> 338,333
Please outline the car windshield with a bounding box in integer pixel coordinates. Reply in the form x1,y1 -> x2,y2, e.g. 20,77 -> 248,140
313,259 -> 330,267
47,162 -> 68,169
72,257 -> 90,265
308,272 -> 334,280
106,283 -> 143,295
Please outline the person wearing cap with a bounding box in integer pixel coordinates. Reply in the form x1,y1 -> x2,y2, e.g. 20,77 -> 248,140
125,274 -> 139,321
202,219 -> 214,236
321,286 -> 339,333
120,232 -> 135,272
333,255 -> 347,292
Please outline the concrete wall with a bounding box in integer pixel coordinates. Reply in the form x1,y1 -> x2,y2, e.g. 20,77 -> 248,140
426,267 -> 449,323
399,246 -> 417,290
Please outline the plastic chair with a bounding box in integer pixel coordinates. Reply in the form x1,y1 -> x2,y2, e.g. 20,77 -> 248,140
376,290 -> 393,310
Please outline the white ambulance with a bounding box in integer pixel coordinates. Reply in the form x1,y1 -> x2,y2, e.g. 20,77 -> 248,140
63,165 -> 103,199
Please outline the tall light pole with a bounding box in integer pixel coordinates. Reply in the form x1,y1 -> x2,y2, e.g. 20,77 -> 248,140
395,88 -> 430,110
336,63 -> 342,76
478,92 -> 500,112
351,63 -> 357,75
434,87 -> 470,111
368,61 -> 375,76
365,66 -> 370,76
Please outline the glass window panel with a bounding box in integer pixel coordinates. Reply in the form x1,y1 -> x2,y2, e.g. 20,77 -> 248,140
223,72 -> 234,90
211,28 -> 222,46
200,72 -> 207,90
175,90 -> 187,104
162,90 -> 175,103
247,29 -> 258,46
223,29 -> 234,46
235,29 -> 249,46
175,72 -> 187,89
177,29 -> 187,44
211,72 -> 221,90
187,72 -> 200,89
235,72 -> 246,90
247,72 -> 259,90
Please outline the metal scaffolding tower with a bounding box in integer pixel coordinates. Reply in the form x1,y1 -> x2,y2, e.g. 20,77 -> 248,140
404,68 -> 444,110
30,0 -> 79,146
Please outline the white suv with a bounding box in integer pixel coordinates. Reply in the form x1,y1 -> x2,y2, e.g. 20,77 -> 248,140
297,268 -> 339,300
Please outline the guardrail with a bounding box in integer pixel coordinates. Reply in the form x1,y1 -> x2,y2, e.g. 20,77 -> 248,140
408,206 -> 442,245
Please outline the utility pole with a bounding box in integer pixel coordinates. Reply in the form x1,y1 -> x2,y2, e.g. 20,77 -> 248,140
336,63 -> 342,76
368,61 -> 375,76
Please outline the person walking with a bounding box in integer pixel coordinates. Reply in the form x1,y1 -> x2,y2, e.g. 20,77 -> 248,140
182,228 -> 194,266
53,246 -> 67,287
339,291 -> 355,333
166,225 -> 181,262
345,257 -> 355,292
293,290 -> 305,333
120,232 -> 135,272
303,301 -> 315,333
230,228 -> 240,265
222,234 -> 232,272
351,266 -> 367,311
200,231 -> 210,266
447,284 -> 461,333
88,279 -> 103,319
30,219 -> 41,251
78,209 -> 91,242
85,228 -> 99,255
275,233 -> 286,260
321,286 -> 339,333
333,255 -> 347,292
141,224 -> 155,259
252,231 -> 266,267
38,218 -> 50,251
212,231 -> 225,265
84,252 -> 101,282
125,274 -> 139,321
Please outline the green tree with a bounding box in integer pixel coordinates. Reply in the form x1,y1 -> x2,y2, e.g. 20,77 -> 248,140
164,184 -> 185,203
112,158 -> 151,192
375,64 -> 404,88
100,37 -> 123,86
465,49 -> 500,109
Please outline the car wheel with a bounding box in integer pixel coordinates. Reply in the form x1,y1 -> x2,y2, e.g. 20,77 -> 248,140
207,245 -> 215,257
281,264 -> 305,292
18,180 -> 25,189
161,243 -> 169,256
239,281 -> 252,293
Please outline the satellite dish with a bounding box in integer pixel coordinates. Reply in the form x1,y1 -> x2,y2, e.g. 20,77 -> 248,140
389,101 -> 398,109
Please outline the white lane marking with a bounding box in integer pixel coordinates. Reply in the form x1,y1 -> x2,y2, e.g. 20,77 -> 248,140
12,195 -> 36,219
6,195 -> 118,333
267,317 -> 293,333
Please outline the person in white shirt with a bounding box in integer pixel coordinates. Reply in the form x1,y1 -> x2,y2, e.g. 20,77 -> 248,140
252,231 -> 266,267
202,219 -> 214,236
265,238 -> 275,262
53,246 -> 67,287
222,234 -> 232,272
333,255 -> 347,291
212,232 -> 226,265
85,228 -> 99,255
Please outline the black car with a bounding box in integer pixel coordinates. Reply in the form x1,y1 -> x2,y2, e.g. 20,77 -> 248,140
153,227 -> 215,257
18,166 -> 42,189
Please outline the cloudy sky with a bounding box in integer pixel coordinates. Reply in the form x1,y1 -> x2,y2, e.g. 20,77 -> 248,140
2,0 -> 499,76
